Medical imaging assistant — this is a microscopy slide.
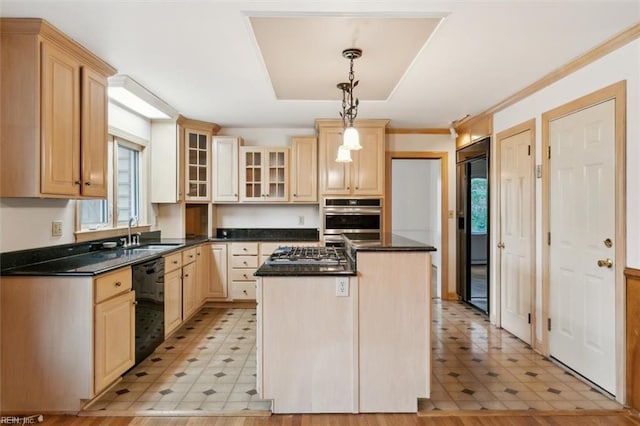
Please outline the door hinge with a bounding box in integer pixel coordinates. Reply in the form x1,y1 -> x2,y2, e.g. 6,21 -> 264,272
527,145 -> 531,156
547,232 -> 551,245
528,313 -> 531,324
548,318 -> 552,331
547,146 -> 551,159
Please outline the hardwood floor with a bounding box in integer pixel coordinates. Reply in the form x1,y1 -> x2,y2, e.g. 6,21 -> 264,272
37,411 -> 640,426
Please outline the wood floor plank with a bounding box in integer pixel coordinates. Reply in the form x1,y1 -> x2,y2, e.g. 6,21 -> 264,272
37,413 -> 640,426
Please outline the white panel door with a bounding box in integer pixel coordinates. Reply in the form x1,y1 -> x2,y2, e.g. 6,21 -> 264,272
500,129 -> 533,344
549,99 -> 615,394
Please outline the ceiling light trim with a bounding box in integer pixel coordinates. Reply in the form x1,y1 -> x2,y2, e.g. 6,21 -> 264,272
108,75 -> 178,120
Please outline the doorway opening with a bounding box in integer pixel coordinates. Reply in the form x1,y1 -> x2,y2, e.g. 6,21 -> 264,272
456,138 -> 490,314
385,151 -> 449,300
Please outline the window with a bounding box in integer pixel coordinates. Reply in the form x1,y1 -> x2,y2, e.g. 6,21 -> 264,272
470,177 -> 487,235
78,136 -> 145,231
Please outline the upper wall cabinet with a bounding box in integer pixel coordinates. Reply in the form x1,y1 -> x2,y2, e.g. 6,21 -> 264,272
317,119 -> 388,197
290,136 -> 317,202
150,116 -> 219,203
213,136 -> 241,202
240,147 -> 289,202
0,18 -> 116,198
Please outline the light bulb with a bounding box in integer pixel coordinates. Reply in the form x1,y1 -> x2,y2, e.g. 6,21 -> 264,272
335,145 -> 353,162
342,126 -> 361,150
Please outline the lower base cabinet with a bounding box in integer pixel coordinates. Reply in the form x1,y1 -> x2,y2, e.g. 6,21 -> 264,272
165,268 -> 183,338
94,290 -> 135,393
208,243 -> 228,298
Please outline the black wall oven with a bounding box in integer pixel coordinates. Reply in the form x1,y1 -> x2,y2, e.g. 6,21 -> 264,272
322,198 -> 382,246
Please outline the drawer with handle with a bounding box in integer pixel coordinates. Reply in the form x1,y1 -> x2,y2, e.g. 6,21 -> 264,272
231,242 -> 258,256
182,247 -> 197,265
230,281 -> 256,300
231,255 -> 258,268
231,268 -> 257,282
95,266 -> 132,303
164,252 -> 182,273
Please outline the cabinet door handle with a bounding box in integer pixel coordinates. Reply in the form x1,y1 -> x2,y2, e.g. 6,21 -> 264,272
184,274 -> 189,278
85,181 -> 91,186
243,248 -> 247,251
133,300 -> 138,305
293,194 -> 297,197
355,186 -> 359,190
243,274 -> 248,278
115,281 -> 122,287
234,193 -> 238,197
173,261 -> 178,264
189,255 -> 194,258
74,180 -> 81,185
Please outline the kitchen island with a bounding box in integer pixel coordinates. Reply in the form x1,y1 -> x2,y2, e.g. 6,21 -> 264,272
254,234 -> 436,413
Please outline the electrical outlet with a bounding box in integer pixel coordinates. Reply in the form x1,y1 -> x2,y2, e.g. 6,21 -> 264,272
52,221 -> 63,237
298,215 -> 305,225
336,277 -> 349,297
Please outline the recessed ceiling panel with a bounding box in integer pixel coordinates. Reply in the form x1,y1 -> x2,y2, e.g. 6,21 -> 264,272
250,16 -> 442,101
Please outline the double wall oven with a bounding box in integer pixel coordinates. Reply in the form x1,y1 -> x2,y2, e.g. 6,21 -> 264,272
322,198 -> 382,246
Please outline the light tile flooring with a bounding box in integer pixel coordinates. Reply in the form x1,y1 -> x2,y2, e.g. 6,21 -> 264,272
424,299 -> 622,411
84,308 -> 271,414
84,300 -> 621,415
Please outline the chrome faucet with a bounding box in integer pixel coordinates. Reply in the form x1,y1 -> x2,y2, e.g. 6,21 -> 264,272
126,216 -> 139,247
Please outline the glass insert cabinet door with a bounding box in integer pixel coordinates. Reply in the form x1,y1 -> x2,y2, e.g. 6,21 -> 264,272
240,147 -> 289,202
185,129 -> 210,201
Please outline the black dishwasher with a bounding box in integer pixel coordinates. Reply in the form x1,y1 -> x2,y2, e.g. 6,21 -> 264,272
131,257 -> 165,365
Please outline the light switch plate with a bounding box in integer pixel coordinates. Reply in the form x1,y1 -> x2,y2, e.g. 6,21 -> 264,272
52,221 -> 63,237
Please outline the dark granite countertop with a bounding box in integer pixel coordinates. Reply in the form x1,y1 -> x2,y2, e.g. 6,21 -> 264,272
1,236 -> 209,277
254,259 -> 356,277
345,233 -> 437,252
213,228 -> 319,242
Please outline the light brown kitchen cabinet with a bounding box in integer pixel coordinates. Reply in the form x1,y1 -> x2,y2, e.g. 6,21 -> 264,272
1,265 -> 135,411
94,290 -> 135,394
240,147 -> 289,202
195,244 -> 211,306
208,243 -> 228,299
185,128 -> 211,201
164,251 -> 183,338
229,242 -> 258,300
290,136 -> 318,202
182,247 -> 198,320
93,266 -> 135,395
317,119 -> 388,197
213,136 -> 241,202
0,18 -> 115,198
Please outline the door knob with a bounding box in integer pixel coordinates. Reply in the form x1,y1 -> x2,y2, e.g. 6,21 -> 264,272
597,258 -> 613,268
497,242 -> 505,249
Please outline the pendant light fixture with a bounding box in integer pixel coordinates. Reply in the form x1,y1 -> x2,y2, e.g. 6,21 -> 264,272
338,48 -> 362,151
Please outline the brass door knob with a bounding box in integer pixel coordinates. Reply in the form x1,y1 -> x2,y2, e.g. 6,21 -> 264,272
597,258 -> 613,268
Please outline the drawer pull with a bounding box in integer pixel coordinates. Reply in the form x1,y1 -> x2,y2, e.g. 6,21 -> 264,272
115,281 -> 122,287
189,255 -> 194,258
173,261 -> 178,264
243,261 -> 248,265
184,274 -> 190,278
243,274 -> 248,278
243,248 -> 247,252
243,290 -> 248,295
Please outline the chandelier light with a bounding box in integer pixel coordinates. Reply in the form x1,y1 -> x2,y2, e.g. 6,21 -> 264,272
338,48 -> 362,151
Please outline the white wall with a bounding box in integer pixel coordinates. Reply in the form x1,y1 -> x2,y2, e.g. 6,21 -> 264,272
391,158 -> 442,297
0,103 -> 152,252
492,39 -> 640,362
215,204 -> 319,229
387,134 -> 457,297
219,127 -> 315,147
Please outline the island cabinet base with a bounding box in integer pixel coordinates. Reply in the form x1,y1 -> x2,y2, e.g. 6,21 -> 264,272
357,251 -> 431,412
256,251 -> 431,413
257,276 -> 358,413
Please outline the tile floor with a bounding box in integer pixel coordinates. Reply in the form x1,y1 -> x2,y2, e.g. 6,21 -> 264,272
84,299 -> 621,415
84,308 -> 271,414
423,299 -> 622,411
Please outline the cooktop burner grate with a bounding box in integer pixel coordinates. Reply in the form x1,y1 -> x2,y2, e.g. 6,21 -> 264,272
265,246 -> 347,265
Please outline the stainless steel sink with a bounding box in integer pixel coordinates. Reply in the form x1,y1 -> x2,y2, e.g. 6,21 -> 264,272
126,243 -> 181,252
